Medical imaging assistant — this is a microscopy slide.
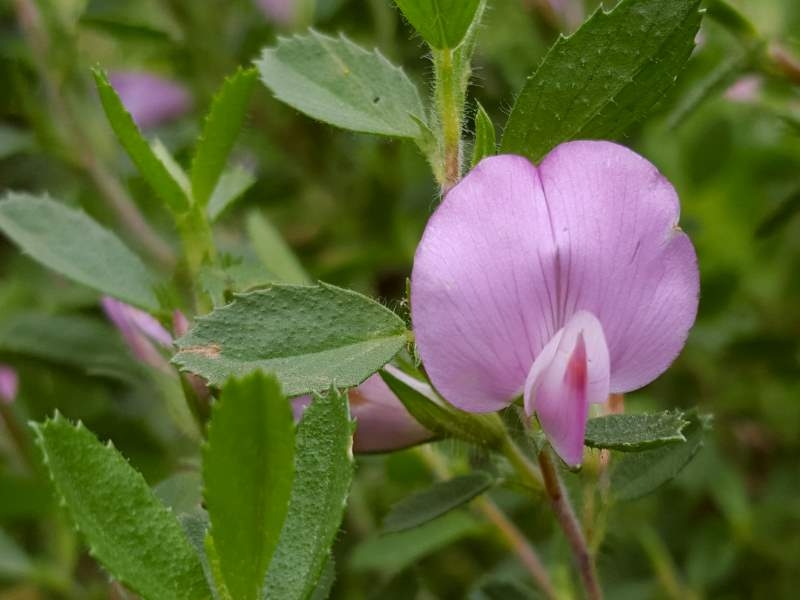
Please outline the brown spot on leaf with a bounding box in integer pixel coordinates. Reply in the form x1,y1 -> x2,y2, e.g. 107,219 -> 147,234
181,344 -> 222,359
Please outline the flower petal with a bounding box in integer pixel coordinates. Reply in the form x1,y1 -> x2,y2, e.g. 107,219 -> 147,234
411,155 -> 559,412
524,312 -> 610,467
291,367 -> 433,453
536,141 -> 699,393
109,71 -> 191,130
412,143 -> 698,414
0,365 -> 18,405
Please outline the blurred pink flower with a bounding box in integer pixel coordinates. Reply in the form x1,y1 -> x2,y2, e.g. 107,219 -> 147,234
292,366 -> 434,453
255,0 -> 299,26
724,75 -> 763,104
411,142 -> 699,466
101,296 -> 173,372
0,365 -> 18,405
108,71 -> 192,129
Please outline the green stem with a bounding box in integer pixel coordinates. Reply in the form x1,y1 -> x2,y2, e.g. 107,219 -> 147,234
538,447 -> 603,600
417,447 -> 556,598
176,206 -> 217,313
501,435 -> 544,492
433,47 -> 464,192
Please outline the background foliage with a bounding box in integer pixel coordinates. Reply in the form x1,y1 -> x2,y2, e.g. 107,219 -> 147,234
0,0 -> 799,598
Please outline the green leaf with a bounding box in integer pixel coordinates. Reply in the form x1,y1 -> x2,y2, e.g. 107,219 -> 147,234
154,471 -> 202,515
263,387 -> 354,600
471,101 -> 496,168
173,283 -> 407,395
203,373 -> 295,600
501,0 -> 702,162
32,415 -> 211,600
191,68 -> 258,207
350,511 -> 480,573
584,410 -> 690,452
0,194 -> 158,311
93,68 -> 189,213
378,368 -> 505,449
256,31 -> 426,138
0,312 -> 140,381
178,511 -> 221,600
152,138 -> 191,196
383,472 -> 494,533
208,167 -> 257,222
611,411 -> 712,501
393,0 -> 482,49
246,210 -> 311,285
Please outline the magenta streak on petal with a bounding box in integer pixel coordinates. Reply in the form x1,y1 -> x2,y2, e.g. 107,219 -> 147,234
0,365 -> 18,405
524,311 -> 610,466
291,366 -> 434,453
108,71 -> 191,130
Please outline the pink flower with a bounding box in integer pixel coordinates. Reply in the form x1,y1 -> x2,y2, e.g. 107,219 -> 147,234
255,0 -> 300,27
292,366 -> 434,453
0,365 -> 18,405
411,141 -> 699,466
108,71 -> 191,130
724,75 -> 763,104
101,296 -> 173,372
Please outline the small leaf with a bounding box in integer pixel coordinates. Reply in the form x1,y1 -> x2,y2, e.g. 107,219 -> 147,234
191,68 -> 258,207
263,387 -> 354,600
32,415 -> 211,600
256,31 -> 426,138
383,472 -> 494,533
246,210 -> 311,285
471,101 -> 496,167
0,194 -> 158,310
350,511 -> 480,574
611,410 -> 712,501
393,0 -> 483,49
208,167 -> 257,222
378,368 -> 505,449
203,373 -> 295,600
584,410 -> 690,452
173,283 -> 407,395
501,0 -> 702,161
151,138 -> 191,195
93,68 -> 189,213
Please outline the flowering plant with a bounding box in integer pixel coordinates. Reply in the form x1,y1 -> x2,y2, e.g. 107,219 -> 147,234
1,0 -> 798,598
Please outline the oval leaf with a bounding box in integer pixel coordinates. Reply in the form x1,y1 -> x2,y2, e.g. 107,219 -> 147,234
32,415 -> 210,600
263,387 -> 354,600
0,194 -> 158,310
501,0 -> 702,161
611,410 -> 712,501
203,373 -> 295,600
256,31 -> 426,138
173,283 -> 407,395
584,410 -> 690,452
383,472 -> 494,533
393,0 -> 482,49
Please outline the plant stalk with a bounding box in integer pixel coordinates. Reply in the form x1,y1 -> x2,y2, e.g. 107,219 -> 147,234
433,47 -> 464,192
418,446 -> 555,597
538,447 -> 603,600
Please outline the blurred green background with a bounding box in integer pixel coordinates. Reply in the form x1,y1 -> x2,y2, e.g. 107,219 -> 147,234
1,0 -> 799,598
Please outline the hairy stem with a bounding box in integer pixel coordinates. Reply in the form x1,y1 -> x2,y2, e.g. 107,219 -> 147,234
433,47 -> 463,192
538,447 -> 603,600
